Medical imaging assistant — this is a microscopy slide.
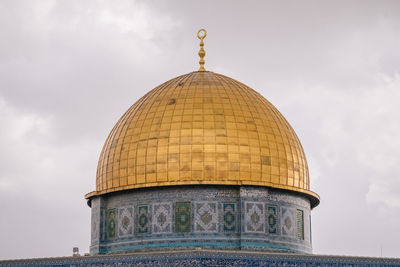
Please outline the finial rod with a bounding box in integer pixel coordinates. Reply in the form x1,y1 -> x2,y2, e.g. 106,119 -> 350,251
197,29 -> 207,71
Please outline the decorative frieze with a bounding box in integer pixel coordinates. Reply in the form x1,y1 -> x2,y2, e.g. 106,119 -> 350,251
223,203 -> 237,232
194,202 -> 218,233
175,202 -> 191,233
152,203 -> 173,234
118,207 -> 133,237
136,205 -> 150,235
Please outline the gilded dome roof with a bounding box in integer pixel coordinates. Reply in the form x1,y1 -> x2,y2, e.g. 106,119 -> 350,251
86,71 -> 319,207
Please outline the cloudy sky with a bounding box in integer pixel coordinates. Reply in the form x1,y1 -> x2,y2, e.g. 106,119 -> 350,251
1,0 -> 399,260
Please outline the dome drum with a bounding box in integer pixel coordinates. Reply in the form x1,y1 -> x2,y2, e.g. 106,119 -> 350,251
90,185 -> 312,254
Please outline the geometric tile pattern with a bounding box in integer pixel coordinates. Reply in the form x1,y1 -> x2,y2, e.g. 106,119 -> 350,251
266,206 -> 278,234
297,209 -> 304,240
106,209 -> 116,239
223,203 -> 236,232
281,207 -> 295,237
100,204 -> 307,240
152,203 -> 172,234
136,205 -> 150,234
118,207 -> 133,237
194,202 -> 218,233
244,202 -> 264,233
175,202 -> 191,233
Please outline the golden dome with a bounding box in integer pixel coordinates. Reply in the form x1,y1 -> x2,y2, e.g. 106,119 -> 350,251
86,71 -> 319,207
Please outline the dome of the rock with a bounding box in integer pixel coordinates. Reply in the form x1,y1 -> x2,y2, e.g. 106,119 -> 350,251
86,29 -> 319,255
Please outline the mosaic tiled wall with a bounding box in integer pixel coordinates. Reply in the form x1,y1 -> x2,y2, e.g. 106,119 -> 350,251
90,186 -> 312,255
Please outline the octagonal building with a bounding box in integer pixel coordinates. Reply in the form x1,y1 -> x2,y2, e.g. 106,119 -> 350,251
85,30 -> 319,255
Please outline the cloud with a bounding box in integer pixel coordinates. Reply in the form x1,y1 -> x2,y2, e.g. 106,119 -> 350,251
0,96 -> 52,193
362,74 -> 400,208
0,94 -> 100,258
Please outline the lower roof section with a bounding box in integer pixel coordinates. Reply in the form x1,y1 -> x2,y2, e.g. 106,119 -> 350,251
1,250 -> 399,266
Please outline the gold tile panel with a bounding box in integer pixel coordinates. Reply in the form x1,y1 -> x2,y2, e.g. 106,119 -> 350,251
88,71 -> 319,207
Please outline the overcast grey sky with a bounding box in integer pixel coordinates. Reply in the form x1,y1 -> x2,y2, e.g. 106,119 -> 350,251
1,0 -> 399,260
